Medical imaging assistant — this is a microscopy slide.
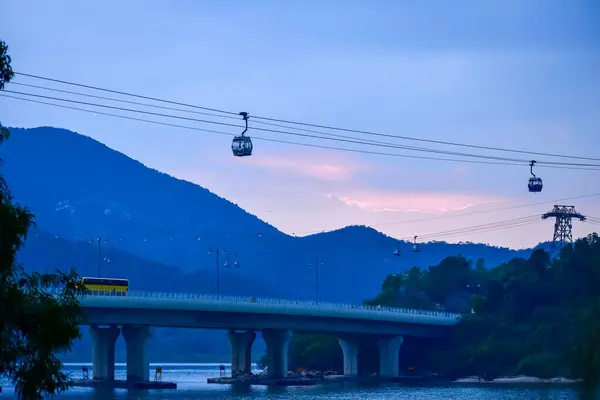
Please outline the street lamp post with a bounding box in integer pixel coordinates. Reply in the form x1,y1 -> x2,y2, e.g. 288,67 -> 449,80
209,247 -> 225,297
308,258 -> 325,305
89,237 -> 110,277
209,247 -> 240,297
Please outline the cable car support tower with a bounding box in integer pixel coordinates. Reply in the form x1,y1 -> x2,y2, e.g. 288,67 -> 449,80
541,205 -> 586,248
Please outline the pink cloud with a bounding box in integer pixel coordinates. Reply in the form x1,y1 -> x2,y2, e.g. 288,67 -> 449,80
245,155 -> 370,181
451,164 -> 469,175
325,192 -> 504,214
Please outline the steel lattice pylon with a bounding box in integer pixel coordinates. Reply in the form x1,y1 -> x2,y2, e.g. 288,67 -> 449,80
541,205 -> 586,247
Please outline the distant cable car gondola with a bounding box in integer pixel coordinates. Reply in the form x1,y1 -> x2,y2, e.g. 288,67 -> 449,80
232,112 -> 253,157
412,236 -> 420,252
527,160 -> 543,193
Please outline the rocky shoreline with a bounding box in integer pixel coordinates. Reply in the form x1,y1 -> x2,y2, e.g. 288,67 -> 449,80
453,375 -> 580,385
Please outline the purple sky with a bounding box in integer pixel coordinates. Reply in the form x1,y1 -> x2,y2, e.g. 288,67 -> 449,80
2,0 -> 600,249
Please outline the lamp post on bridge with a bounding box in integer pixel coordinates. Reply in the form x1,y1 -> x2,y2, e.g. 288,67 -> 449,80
208,247 -> 241,297
308,258 -> 325,305
89,237 -> 111,277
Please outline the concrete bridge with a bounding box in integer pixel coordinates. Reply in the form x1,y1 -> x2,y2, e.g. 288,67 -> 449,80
80,291 -> 461,383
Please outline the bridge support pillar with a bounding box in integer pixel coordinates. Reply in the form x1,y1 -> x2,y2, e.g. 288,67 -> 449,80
121,326 -> 152,382
338,337 -> 360,376
262,329 -> 292,379
89,325 -> 120,381
377,336 -> 404,377
228,330 -> 256,377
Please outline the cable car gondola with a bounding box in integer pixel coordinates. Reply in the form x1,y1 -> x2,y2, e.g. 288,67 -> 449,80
412,236 -> 420,252
231,111 -> 253,157
527,160 -> 543,193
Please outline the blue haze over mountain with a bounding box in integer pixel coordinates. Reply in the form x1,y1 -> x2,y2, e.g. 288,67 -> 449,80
2,126 -> 540,302
1,126 -> 546,360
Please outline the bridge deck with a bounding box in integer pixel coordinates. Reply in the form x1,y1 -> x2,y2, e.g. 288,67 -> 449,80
80,291 -> 461,327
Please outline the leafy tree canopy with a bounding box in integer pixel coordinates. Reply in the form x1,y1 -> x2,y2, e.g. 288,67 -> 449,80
287,234 -> 600,398
0,39 -> 86,400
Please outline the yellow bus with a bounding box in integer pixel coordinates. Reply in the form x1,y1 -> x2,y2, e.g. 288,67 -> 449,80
79,277 -> 129,296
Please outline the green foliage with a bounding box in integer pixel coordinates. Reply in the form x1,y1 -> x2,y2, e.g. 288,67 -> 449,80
568,301 -> 600,398
0,40 -> 14,144
439,236 -> 600,394
258,334 -> 342,373
0,41 -> 13,90
288,334 -> 342,372
517,353 -> 564,379
289,237 -> 600,394
365,256 -> 478,313
0,39 -> 87,400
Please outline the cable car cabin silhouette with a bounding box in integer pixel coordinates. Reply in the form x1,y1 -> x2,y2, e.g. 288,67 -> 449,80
231,136 -> 252,157
527,160 -> 543,193
412,236 -> 421,252
528,176 -> 543,192
232,111 -> 253,157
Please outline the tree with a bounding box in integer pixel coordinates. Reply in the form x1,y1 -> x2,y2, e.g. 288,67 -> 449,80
288,334 -> 342,372
0,39 -> 86,400
292,237 -> 600,395
0,40 -> 14,151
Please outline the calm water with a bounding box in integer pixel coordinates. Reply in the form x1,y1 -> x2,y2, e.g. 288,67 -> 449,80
0,363 -> 580,399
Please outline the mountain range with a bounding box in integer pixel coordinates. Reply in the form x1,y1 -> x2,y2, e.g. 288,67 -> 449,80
1,126 -> 540,361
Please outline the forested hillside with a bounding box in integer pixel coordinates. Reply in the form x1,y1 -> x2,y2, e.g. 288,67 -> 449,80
287,234 -> 600,395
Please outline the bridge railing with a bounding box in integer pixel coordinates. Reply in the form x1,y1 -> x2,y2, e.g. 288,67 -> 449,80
82,290 -> 462,319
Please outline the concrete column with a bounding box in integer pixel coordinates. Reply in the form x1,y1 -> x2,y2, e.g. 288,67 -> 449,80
338,337 -> 359,376
262,329 -> 292,379
121,326 -> 152,382
228,330 -> 256,377
89,326 -> 120,381
377,336 -> 404,377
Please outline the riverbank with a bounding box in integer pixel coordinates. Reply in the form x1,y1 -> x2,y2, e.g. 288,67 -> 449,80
453,376 -> 580,385
72,379 -> 177,390
208,374 -> 442,386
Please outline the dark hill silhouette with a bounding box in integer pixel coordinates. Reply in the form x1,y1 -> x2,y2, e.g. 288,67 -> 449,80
17,228 -> 270,361
18,227 -> 277,297
3,126 -> 537,303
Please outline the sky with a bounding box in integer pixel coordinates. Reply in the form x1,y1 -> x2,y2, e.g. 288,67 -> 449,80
2,0 -> 600,249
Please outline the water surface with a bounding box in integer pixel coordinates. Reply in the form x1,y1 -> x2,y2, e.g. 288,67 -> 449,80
0,363 -> 580,399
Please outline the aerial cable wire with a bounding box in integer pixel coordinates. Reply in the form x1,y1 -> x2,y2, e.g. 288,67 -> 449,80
13,71 -> 600,162
9,82 -> 242,121
376,194 -> 600,228
3,92 -> 600,172
5,88 -> 600,169
248,115 -> 600,162
294,192 -> 600,236
10,83 -> 475,151
417,220 -> 546,241
13,81 -> 600,168
2,89 -> 532,164
390,216 -> 543,242
416,219 -> 543,241
401,214 -> 543,241
13,72 -> 238,116
0,94 -> 525,167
